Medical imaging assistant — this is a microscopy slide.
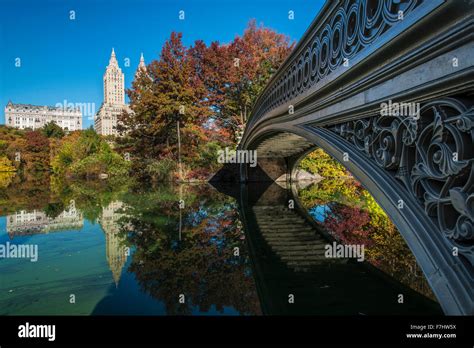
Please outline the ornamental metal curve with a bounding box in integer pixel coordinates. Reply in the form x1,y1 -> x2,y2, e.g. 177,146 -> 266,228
253,0 -> 423,123
330,98 -> 474,264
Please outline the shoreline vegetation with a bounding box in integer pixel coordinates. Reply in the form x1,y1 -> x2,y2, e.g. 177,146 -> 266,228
0,122 -> 346,186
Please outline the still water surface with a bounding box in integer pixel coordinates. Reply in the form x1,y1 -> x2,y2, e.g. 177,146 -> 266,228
0,175 -> 442,315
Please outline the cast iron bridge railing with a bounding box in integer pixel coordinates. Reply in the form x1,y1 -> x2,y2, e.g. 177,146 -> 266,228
238,0 -> 474,315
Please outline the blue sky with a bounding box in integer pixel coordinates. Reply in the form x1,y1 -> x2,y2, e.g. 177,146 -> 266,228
0,0 -> 324,128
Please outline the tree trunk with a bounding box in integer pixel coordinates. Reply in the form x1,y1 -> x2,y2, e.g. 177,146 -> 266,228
177,119 -> 182,180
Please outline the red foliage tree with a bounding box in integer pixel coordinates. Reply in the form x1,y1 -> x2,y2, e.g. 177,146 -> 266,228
324,204 -> 375,247
118,21 -> 294,176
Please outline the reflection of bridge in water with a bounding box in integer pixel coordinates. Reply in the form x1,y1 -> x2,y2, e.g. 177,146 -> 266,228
212,181 -> 442,315
235,0 -> 473,315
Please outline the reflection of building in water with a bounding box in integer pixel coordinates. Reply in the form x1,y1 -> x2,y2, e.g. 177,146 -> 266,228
99,201 -> 128,286
7,204 -> 83,238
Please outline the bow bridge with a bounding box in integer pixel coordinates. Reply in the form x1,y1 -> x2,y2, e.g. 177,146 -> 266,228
237,0 -> 474,315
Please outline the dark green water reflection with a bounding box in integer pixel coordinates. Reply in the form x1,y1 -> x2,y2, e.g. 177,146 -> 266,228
0,174 -> 442,315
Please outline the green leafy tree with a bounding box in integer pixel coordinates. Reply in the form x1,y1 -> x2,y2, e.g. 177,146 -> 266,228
52,129 -> 130,179
41,121 -> 65,139
299,148 -> 348,178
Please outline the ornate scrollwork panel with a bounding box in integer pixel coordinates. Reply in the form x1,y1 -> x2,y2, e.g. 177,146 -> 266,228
252,0 -> 423,123
330,97 -> 474,264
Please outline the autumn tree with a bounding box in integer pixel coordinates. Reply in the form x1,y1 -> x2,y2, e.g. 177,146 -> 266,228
51,129 -> 130,179
119,33 -> 209,162
23,131 -> 50,171
119,21 -> 293,179
225,21 -> 293,130
191,20 -> 293,141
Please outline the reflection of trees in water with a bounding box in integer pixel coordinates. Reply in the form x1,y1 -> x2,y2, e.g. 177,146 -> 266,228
0,172 -> 132,221
119,185 -> 261,315
1,177 -> 261,313
298,178 -> 437,301
0,173 -> 52,215
49,176 -> 133,223
43,201 -> 66,219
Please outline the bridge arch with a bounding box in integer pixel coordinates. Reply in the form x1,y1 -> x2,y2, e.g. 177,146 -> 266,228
238,0 -> 474,315
239,98 -> 474,315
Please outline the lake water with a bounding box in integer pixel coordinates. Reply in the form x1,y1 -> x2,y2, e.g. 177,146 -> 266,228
0,175 -> 442,315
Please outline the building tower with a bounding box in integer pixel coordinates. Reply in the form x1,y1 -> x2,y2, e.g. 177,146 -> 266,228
104,48 -> 125,105
94,48 -> 130,136
135,52 -> 147,80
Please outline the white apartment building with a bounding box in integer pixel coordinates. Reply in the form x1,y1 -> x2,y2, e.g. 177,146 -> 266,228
4,101 -> 82,131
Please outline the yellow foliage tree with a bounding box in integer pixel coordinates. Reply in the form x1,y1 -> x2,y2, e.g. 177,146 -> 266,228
0,155 -> 16,172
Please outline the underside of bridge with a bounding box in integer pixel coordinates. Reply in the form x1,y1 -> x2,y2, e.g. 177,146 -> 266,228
238,0 -> 474,315
245,133 -> 315,182
234,181 -> 443,315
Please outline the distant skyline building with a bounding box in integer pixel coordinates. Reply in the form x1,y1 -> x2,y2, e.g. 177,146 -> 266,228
95,49 -> 145,136
4,101 -> 82,131
104,48 -> 125,105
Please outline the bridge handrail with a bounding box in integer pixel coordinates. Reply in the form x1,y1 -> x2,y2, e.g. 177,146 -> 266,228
246,0 -> 446,128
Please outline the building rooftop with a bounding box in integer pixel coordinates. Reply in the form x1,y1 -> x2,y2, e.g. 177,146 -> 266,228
5,101 -> 81,113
